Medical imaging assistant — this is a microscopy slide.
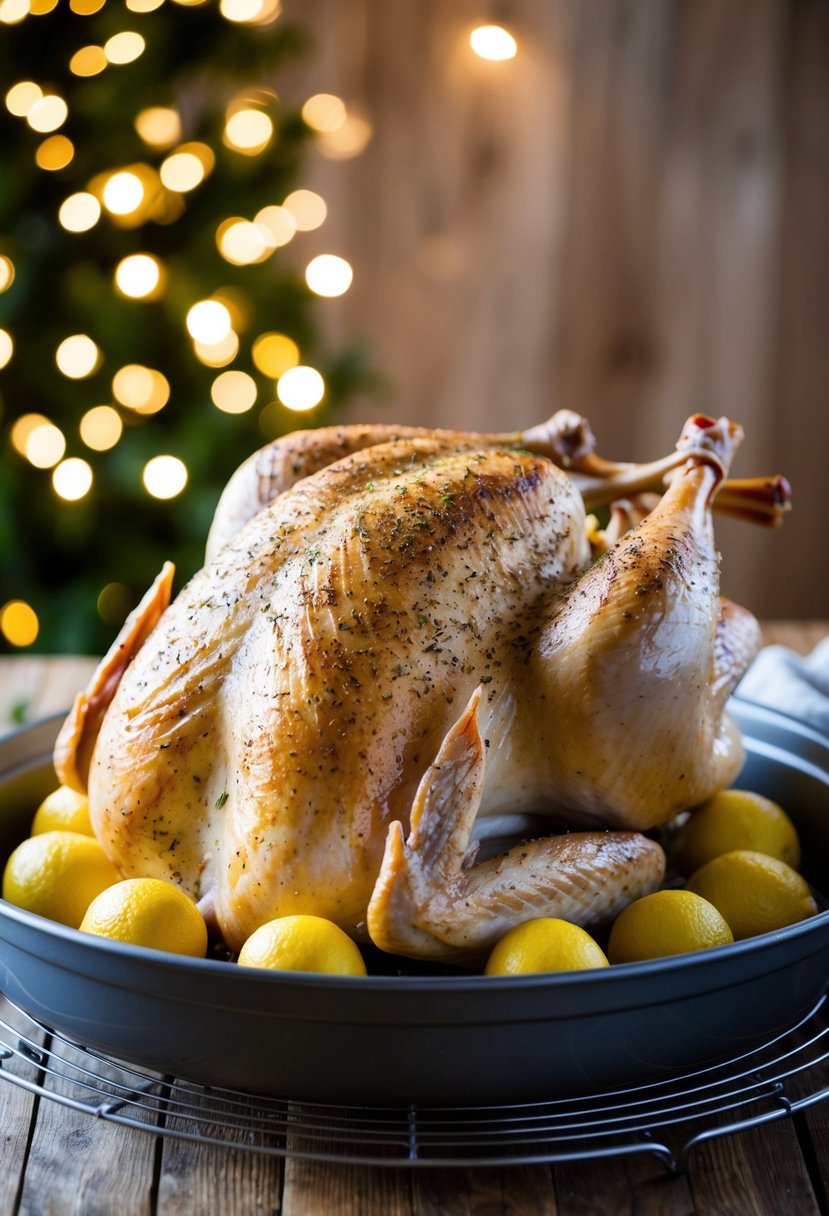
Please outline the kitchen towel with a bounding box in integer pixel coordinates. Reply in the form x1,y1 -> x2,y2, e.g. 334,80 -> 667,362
738,637 -> 829,736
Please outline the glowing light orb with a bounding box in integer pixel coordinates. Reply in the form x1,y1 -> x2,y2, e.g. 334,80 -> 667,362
70,0 -> 106,12
0,329 -> 13,368
59,192 -> 101,232
211,370 -> 257,414
186,300 -> 232,344
53,457 -> 93,501
302,93 -> 346,133
97,582 -> 131,625
11,413 -> 49,455
112,364 -> 170,414
126,0 -> 164,10
0,256 -> 15,292
0,601 -> 39,648
160,151 -> 205,192
115,253 -> 162,299
80,405 -> 123,451
193,330 -> 239,367
25,422 -> 66,468
55,333 -> 100,379
283,189 -> 327,232
252,332 -> 299,378
27,95 -> 68,133
470,24 -> 517,61
143,455 -> 188,499
6,81 -> 42,117
102,171 -> 144,215
35,134 -> 74,170
305,254 -> 353,298
316,112 -> 373,161
254,205 -> 297,247
70,46 -> 108,77
104,31 -> 146,64
224,108 -> 273,154
0,0 -> 30,26
135,107 -> 181,147
216,218 -> 271,265
277,366 -> 325,412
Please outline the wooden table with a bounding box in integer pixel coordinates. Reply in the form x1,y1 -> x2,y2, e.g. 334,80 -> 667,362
1,627 -> 828,1215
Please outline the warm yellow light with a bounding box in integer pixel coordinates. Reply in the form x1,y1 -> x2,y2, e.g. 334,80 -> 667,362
0,329 -> 13,369
0,0 -> 30,25
224,108 -> 273,154
35,134 -> 74,171
80,405 -> 123,451
277,365 -> 325,412
193,330 -> 239,367
114,253 -> 162,299
25,422 -> 66,468
216,218 -> 271,265
219,0 -> 273,20
112,364 -> 170,414
126,0 -> 164,10
102,171 -> 144,215
316,112 -> 373,161
70,45 -> 108,76
254,204 -> 297,247
0,256 -> 15,292
27,95 -> 68,133
305,254 -> 353,298
53,457 -> 93,501
104,31 -> 146,64
186,300 -> 231,344
58,191 -> 101,232
302,93 -> 346,134
211,370 -> 257,414
70,0 -> 106,12
55,333 -> 100,379
470,24 -> 517,60
158,143 -> 213,194
30,0 -> 59,12
252,332 -> 299,378
135,106 -> 181,147
282,189 -> 327,232
143,454 -> 187,499
11,413 -> 49,455
0,601 -> 39,648
6,81 -> 42,117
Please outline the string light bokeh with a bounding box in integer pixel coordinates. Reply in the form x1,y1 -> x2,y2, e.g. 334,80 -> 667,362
0,0 -> 380,652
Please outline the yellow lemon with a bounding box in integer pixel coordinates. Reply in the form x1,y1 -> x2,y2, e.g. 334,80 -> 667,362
80,878 -> 208,957
484,918 -> 609,975
2,831 -> 119,929
672,789 -> 801,875
237,915 -> 367,976
31,785 -> 94,837
607,889 -> 733,964
686,850 -> 818,940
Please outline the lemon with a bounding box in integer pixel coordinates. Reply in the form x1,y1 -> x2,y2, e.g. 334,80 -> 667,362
80,878 -> 208,957
237,915 -> 367,976
686,849 -> 818,940
484,918 -> 609,975
607,889 -> 733,964
31,785 -> 94,837
672,789 -> 801,875
2,830 -> 119,929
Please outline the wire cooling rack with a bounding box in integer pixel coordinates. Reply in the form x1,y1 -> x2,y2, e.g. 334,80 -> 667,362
1,995 -> 828,1172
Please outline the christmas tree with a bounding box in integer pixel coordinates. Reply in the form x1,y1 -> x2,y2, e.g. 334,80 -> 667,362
0,0 -> 375,654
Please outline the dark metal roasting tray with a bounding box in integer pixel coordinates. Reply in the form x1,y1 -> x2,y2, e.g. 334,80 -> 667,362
0,699 -> 827,1106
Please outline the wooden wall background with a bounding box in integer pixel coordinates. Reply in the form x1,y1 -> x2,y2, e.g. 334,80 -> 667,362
280,0 -> 829,619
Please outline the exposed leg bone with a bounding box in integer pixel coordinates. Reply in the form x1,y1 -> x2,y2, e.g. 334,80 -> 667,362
367,689 -> 665,965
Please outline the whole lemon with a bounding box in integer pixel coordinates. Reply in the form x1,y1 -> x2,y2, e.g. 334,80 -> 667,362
31,785 -> 93,837
686,850 -> 818,940
237,915 -> 367,976
672,789 -> 801,875
80,878 -> 208,958
484,918 -> 609,976
2,831 -> 119,928
607,889 -> 733,964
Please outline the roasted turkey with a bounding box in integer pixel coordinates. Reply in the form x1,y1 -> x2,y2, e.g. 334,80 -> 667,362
55,412 -> 790,963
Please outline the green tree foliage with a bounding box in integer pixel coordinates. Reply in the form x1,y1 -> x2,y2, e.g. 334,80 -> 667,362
0,0 -> 375,653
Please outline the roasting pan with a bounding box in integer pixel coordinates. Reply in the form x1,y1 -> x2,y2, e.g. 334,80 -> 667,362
0,699 -> 827,1105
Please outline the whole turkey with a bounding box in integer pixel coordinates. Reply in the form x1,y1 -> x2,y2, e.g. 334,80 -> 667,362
55,412 -> 790,962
